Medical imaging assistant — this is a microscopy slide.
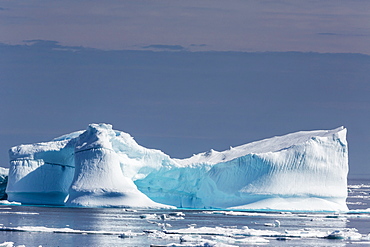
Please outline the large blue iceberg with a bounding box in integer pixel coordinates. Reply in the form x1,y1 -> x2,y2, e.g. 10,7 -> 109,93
6,123 -> 349,211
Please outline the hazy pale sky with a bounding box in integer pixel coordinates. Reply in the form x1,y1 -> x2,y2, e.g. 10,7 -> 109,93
1,1 -> 370,179
1,0 -> 370,53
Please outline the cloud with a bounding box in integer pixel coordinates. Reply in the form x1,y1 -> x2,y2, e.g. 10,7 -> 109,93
317,32 -> 339,36
24,40 -> 61,48
1,1 -> 370,54
317,32 -> 369,37
190,44 -> 207,47
22,40 -> 88,52
142,44 -> 186,51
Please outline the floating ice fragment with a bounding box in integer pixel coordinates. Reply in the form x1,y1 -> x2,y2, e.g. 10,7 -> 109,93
140,213 -> 158,219
169,212 -> 185,217
0,201 -> 21,206
237,237 -> 270,244
141,213 -> 185,221
146,230 -> 180,241
276,237 -> 292,241
124,208 -> 138,212
325,229 -> 362,240
0,211 -> 39,215
326,230 -> 345,239
363,233 -> 370,240
187,224 -> 197,229
264,220 -> 280,227
0,225 -> 131,235
211,235 -> 269,245
0,242 -> 14,247
180,234 -> 204,243
118,230 -> 144,238
150,238 -> 238,246
157,223 -> 172,230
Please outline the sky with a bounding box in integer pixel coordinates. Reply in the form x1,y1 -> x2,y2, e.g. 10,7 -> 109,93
1,0 -> 370,53
0,1 -> 370,179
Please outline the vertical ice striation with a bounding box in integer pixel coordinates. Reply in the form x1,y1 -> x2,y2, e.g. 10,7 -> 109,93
5,124 -> 349,211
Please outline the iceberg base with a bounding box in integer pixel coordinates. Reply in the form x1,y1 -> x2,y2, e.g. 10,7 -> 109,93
6,192 -> 68,206
230,196 -> 348,212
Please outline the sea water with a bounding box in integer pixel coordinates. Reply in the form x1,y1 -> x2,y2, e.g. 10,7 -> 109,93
0,179 -> 369,247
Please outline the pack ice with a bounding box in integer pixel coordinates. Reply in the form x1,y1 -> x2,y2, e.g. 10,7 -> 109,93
6,123 -> 348,211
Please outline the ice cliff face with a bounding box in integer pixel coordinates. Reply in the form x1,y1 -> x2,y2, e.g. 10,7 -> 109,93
5,124 -> 349,211
7,137 -> 75,205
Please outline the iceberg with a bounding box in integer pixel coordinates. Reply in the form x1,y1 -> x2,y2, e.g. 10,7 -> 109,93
5,123 -> 348,211
0,167 -> 9,200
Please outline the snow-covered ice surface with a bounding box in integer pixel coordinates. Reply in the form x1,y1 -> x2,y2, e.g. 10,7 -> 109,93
0,179 -> 369,247
5,123 -> 348,211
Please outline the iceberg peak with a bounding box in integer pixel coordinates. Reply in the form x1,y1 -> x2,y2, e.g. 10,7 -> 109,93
75,123 -> 115,151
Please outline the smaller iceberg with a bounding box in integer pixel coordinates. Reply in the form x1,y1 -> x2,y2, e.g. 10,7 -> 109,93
0,167 -> 8,200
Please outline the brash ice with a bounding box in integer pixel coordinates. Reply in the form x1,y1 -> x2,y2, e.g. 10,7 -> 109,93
6,123 -> 348,211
